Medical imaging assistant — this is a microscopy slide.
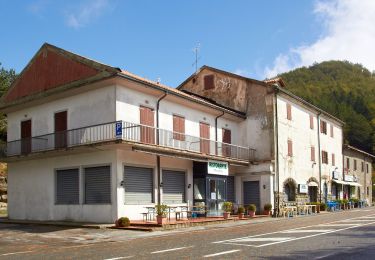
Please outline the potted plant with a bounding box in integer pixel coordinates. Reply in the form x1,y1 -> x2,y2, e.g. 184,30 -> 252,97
237,206 -> 245,219
263,203 -> 272,216
115,217 -> 130,227
222,201 -> 233,219
320,202 -> 326,211
248,204 -> 256,217
155,204 -> 168,224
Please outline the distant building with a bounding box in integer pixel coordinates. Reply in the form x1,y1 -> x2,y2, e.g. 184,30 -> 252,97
343,145 -> 374,204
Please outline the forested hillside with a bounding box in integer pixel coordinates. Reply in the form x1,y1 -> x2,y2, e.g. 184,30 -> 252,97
279,61 -> 375,154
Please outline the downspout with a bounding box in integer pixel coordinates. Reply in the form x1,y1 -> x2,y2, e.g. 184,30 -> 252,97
274,89 -> 280,217
156,92 -> 168,205
317,112 -> 322,203
215,111 -> 225,155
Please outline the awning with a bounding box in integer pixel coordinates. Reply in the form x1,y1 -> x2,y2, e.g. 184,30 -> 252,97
308,182 -> 318,187
332,179 -> 346,185
349,182 -> 362,187
332,179 -> 361,186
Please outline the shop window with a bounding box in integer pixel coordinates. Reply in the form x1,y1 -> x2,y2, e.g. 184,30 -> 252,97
84,166 -> 111,204
56,168 -> 79,204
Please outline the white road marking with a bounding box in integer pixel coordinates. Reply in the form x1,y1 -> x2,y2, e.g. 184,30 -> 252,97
203,249 -> 240,258
231,237 -> 294,242
280,229 -> 334,233
103,256 -> 134,260
150,246 -> 193,254
319,223 -> 359,226
0,251 -> 34,256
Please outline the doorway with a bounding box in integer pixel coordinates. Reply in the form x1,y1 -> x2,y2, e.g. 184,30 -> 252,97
207,178 -> 226,216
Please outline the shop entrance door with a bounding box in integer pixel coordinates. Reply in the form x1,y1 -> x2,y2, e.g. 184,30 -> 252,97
207,178 -> 226,216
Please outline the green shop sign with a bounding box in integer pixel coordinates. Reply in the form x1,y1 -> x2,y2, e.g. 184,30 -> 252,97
207,161 -> 229,176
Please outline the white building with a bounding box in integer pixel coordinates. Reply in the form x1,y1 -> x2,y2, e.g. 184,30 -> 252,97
1,44 -> 254,222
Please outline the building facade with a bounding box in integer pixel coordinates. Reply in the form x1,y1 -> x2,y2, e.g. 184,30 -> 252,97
343,145 -> 374,204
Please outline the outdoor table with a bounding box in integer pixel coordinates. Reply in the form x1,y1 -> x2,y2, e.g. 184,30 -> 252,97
142,206 -> 155,221
284,206 -> 297,217
297,204 -> 308,215
307,204 -> 317,214
166,206 -> 178,220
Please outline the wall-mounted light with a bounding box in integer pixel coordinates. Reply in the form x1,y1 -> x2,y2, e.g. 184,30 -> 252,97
145,100 -> 149,104
188,184 -> 192,189
120,181 -> 124,186
24,114 -> 28,118
159,182 -> 163,187
203,117 -> 206,121
263,184 -> 266,189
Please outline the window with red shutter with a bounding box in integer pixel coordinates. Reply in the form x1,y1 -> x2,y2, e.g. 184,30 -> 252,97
320,120 -> 327,134
310,115 -> 314,129
322,151 -> 328,164
287,139 -> 293,156
311,146 -> 315,162
222,128 -> 231,157
204,75 -> 215,90
173,115 -> 185,141
330,124 -> 334,138
286,103 -> 292,120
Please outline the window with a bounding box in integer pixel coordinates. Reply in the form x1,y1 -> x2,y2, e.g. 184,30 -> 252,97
56,169 -> 79,204
346,158 -> 350,169
322,151 -> 328,164
366,164 -> 369,174
362,162 -> 365,172
332,153 -> 335,166
320,120 -> 327,134
204,74 -> 215,90
287,139 -> 293,156
311,146 -> 315,162
124,166 -> 153,204
330,124 -> 334,138
309,115 -> 314,129
367,187 -> 369,196
286,103 -> 292,120
354,159 -> 357,171
84,166 -> 111,204
173,115 -> 185,141
162,170 -> 186,204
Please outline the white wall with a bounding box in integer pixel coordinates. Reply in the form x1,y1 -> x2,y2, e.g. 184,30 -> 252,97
7,86 -> 116,141
7,150 -> 117,223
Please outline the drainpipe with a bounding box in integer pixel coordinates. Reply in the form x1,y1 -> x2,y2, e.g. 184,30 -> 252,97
215,111 -> 225,155
274,90 -> 280,217
317,112 -> 322,203
156,92 -> 168,205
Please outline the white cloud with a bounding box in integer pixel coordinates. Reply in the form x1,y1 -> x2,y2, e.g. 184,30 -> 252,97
264,0 -> 375,78
65,0 -> 111,29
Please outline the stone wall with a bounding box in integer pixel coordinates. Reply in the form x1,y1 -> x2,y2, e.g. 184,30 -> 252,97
0,163 -> 7,209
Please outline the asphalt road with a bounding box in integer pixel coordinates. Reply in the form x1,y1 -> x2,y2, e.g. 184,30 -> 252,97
1,208 -> 375,259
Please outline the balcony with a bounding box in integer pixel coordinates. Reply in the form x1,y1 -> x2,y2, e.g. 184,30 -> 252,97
1,121 -> 255,164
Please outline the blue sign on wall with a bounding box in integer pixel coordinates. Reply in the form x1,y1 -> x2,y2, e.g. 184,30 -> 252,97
115,121 -> 122,138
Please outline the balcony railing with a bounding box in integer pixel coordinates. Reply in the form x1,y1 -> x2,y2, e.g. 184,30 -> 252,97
1,121 -> 255,162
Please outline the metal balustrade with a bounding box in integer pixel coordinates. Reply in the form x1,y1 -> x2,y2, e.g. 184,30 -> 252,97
1,121 -> 255,162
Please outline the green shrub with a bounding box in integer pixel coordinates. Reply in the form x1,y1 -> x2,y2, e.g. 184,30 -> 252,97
264,203 -> 272,211
237,206 -> 245,214
248,204 -> 256,212
320,203 -> 326,211
222,202 -> 233,213
117,217 -> 130,227
155,204 -> 168,217
342,199 -> 349,204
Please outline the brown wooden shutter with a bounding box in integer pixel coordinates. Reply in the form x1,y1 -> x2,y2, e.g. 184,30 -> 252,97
354,159 -> 357,170
330,124 -> 334,137
200,122 -> 210,154
222,129 -> 231,157
204,75 -> 215,90
311,146 -> 315,162
332,153 -> 335,166
21,120 -> 32,154
310,115 -> 314,129
287,139 -> 293,156
320,120 -> 323,133
173,115 -> 185,141
140,106 -> 155,144
286,103 -> 292,120
54,111 -> 67,148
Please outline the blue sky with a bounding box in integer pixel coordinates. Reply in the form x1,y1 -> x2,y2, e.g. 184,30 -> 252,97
1,0 -> 375,87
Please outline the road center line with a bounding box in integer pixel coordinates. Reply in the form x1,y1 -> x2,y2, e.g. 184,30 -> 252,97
150,246 -> 193,254
103,256 -> 134,260
0,251 -> 34,256
203,249 -> 241,258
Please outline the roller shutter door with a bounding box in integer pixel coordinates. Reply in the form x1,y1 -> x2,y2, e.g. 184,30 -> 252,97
124,166 -> 153,204
162,170 -> 185,204
243,181 -> 260,213
56,168 -> 79,204
227,176 -> 235,203
84,166 -> 111,204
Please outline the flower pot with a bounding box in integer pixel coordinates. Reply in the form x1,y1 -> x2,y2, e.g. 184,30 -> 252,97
156,215 -> 166,225
249,211 -> 255,217
238,213 -> 244,219
223,212 -> 230,219
263,210 -> 271,216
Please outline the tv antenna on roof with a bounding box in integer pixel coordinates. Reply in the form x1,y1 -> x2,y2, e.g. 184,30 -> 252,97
192,43 -> 201,74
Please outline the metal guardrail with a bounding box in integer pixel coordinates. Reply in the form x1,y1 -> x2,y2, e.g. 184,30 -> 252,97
1,121 -> 255,161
